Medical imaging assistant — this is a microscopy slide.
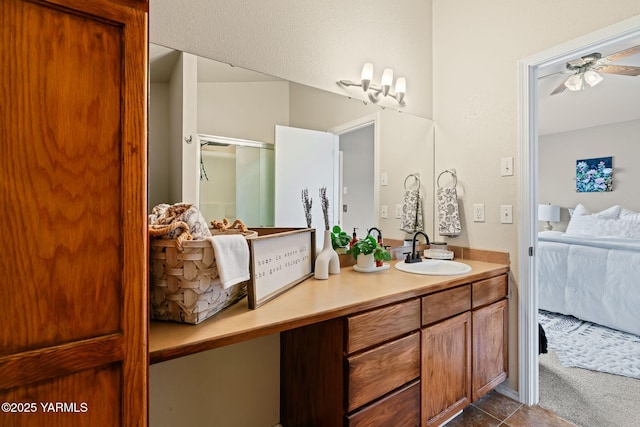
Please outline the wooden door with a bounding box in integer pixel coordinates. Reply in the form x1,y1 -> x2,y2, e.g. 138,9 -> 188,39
421,312 -> 471,427
0,0 -> 148,425
472,299 -> 508,401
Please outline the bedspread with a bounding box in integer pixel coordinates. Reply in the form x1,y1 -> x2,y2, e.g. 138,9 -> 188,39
538,232 -> 640,336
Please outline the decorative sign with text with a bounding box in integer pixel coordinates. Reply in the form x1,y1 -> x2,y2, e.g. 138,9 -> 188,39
247,228 -> 316,309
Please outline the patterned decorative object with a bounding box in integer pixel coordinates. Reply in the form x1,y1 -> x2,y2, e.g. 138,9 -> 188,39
400,189 -> 423,233
436,170 -> 461,237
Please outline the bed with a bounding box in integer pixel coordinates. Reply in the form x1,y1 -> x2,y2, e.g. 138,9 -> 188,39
537,204 -> 640,337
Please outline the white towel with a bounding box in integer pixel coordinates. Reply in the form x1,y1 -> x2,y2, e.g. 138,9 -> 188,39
205,235 -> 250,289
399,189 -> 423,233
437,186 -> 461,237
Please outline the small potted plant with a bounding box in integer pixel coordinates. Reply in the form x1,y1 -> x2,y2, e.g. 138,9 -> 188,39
350,235 -> 392,270
330,225 -> 351,254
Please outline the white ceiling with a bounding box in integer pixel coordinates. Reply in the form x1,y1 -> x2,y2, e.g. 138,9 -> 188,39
149,44 -> 282,84
151,41 -> 640,137
537,38 -> 640,136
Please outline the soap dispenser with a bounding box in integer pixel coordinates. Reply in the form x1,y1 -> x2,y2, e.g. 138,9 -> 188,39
349,228 -> 358,249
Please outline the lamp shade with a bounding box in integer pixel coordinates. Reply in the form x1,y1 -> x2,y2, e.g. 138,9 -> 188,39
565,73 -> 584,91
538,204 -> 560,222
381,68 -> 393,95
360,63 -> 373,91
584,70 -> 603,87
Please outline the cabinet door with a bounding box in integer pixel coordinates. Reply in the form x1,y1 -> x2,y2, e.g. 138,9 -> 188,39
472,299 -> 508,401
0,1 -> 148,426
421,312 -> 471,427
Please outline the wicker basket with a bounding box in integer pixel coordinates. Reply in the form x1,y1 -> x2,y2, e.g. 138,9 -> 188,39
149,233 -> 255,324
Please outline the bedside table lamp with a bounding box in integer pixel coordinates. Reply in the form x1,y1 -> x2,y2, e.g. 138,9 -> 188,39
538,204 -> 560,231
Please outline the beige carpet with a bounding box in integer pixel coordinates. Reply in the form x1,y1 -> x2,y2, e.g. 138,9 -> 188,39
538,350 -> 640,427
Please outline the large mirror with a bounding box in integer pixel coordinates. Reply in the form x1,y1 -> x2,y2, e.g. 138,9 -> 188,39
149,43 -> 435,243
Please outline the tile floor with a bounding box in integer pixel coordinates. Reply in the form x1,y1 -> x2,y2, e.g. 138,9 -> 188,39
446,390 -> 577,426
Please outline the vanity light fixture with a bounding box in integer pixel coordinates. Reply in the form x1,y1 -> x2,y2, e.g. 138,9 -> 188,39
338,63 -> 406,105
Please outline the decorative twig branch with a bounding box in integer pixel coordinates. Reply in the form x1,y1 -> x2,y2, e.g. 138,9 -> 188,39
301,188 -> 312,228
320,186 -> 329,231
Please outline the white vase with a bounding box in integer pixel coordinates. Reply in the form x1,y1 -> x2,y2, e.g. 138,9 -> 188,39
356,253 -> 375,270
314,230 -> 340,280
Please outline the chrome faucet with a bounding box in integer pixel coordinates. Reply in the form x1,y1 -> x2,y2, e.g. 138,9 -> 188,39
405,231 -> 430,263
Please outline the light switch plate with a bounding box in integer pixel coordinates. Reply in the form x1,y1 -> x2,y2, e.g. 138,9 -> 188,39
380,172 -> 388,186
473,204 -> 485,222
395,204 -> 403,219
380,205 -> 388,218
500,205 -> 513,224
501,157 -> 514,176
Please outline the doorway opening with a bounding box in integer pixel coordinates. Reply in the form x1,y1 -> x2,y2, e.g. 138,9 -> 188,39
517,15 -> 640,406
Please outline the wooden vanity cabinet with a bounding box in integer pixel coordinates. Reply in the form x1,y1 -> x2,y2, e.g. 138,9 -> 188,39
471,275 -> 509,401
421,286 -> 472,427
281,298 -> 421,427
280,273 -> 508,427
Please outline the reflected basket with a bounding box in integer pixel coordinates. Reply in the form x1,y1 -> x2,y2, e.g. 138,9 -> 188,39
149,230 -> 257,325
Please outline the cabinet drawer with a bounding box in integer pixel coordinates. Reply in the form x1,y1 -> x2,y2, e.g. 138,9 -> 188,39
347,332 -> 420,412
347,379 -> 420,427
347,299 -> 420,354
472,275 -> 508,309
422,285 -> 471,326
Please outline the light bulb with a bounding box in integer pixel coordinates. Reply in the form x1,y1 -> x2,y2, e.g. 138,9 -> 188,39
394,77 -> 406,103
584,70 -> 603,87
381,68 -> 393,96
360,63 -> 373,92
565,73 -> 584,91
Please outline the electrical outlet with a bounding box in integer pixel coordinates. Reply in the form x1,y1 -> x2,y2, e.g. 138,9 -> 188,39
380,205 -> 388,218
395,204 -> 403,218
473,204 -> 485,222
500,205 -> 513,224
501,157 -> 514,176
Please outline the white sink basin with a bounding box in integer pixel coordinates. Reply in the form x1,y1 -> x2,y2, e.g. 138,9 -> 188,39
395,259 -> 472,276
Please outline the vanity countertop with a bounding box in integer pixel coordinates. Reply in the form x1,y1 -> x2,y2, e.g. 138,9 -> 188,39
149,258 -> 509,364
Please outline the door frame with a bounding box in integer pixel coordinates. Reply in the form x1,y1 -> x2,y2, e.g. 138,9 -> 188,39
516,15 -> 640,406
329,113 -> 380,230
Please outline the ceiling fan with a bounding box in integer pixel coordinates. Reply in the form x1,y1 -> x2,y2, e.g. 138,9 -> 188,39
548,45 -> 640,95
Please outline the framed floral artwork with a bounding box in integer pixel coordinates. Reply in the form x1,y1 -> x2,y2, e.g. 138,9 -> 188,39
576,156 -> 613,192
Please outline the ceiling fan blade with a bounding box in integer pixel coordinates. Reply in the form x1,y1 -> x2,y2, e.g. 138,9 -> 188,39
605,45 -> 640,62
550,77 -> 569,95
597,64 -> 640,76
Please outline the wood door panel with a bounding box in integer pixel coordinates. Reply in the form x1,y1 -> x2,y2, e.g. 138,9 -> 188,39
0,364 -> 121,427
472,299 -> 508,401
1,0 -> 123,356
422,312 -> 471,427
1,0 -> 148,425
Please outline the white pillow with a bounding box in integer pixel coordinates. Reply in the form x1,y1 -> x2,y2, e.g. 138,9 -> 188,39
566,204 -> 640,239
620,207 -> 640,221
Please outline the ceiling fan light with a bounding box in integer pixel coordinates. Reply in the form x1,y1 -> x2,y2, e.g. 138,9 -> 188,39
584,70 -> 603,87
565,73 -> 584,91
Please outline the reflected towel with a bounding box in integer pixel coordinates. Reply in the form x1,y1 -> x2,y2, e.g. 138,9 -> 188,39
437,186 -> 461,237
205,235 -> 250,289
400,189 -> 423,233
